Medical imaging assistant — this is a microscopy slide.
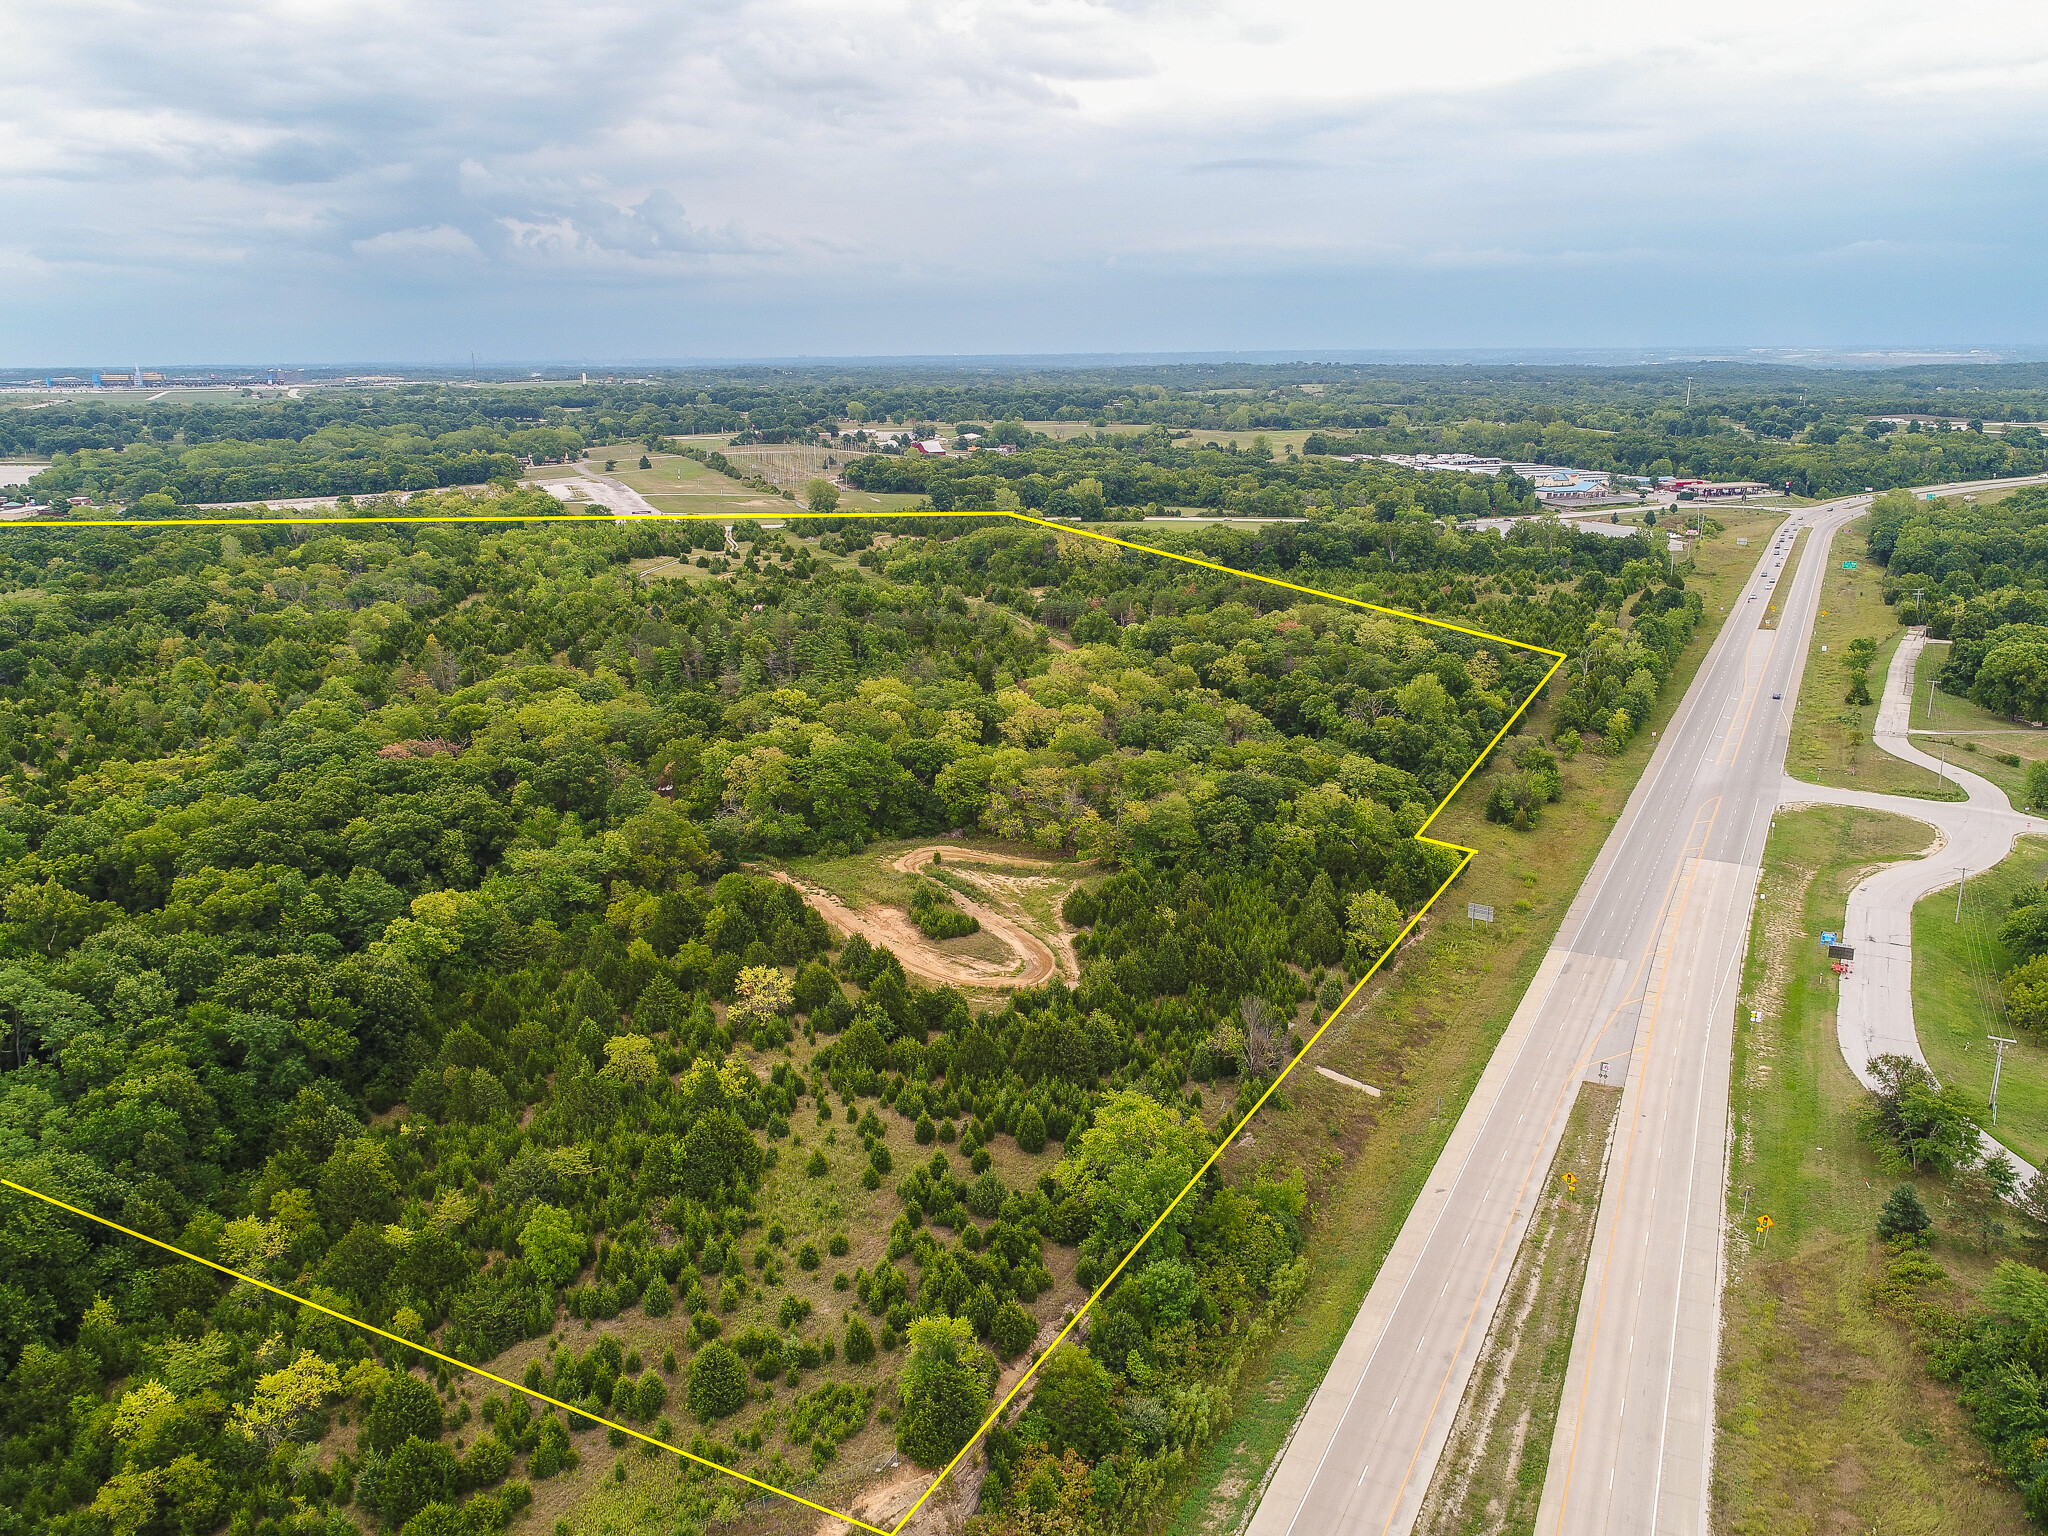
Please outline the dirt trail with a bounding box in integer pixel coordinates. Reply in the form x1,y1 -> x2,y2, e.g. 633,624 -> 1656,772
812,1452 -> 984,1536
892,847 -> 1085,984
808,1314 -> 1069,1536
768,846 -> 1077,991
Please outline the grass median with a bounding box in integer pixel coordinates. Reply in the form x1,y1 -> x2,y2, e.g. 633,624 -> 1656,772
1785,516 -> 1965,802
1715,804 -> 2030,1536
1413,1083 -> 1622,1536
1163,510 -> 1786,1536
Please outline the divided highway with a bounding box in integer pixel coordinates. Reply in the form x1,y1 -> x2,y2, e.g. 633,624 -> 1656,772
1248,496 -> 1860,1536
1248,471 -> 2048,1536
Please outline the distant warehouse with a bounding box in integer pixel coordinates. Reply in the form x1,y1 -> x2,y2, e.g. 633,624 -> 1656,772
1665,479 -> 1770,499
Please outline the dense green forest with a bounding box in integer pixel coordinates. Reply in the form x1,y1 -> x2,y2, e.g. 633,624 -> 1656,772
10,360 -> 2047,511
0,481 -> 1712,1536
1871,486 -> 2048,716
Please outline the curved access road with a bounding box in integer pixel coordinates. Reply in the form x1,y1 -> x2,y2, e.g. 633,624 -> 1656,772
1245,468 -> 2048,1536
1780,627 -> 2045,1179
1249,493 -> 1869,1536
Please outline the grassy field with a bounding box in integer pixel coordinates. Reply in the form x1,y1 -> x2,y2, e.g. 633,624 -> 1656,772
1162,510 -> 1785,1536
1754,520 -> 1806,634
1415,1083 -> 1622,1536
1912,834 -> 2048,1168
1909,652 -> 2048,809
488,978 -> 1090,1536
1784,517 -> 1966,801
568,447 -> 926,519
1715,804 -> 2031,1536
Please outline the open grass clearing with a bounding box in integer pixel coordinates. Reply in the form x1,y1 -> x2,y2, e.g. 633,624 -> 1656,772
1715,804 -> 2031,1536
1912,833 -> 2048,1168
1914,729 -> 2048,811
468,1077 -> 1090,1536
1902,646 -> 2048,809
1784,516 -> 1966,802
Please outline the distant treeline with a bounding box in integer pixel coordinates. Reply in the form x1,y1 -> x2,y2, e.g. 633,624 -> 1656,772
15,362 -> 2045,511
844,430 -> 1537,519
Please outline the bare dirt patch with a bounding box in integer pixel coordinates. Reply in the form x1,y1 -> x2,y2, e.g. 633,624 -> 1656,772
768,845 -> 1086,991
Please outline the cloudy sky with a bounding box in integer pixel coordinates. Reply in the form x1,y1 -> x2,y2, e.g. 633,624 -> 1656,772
6,0 -> 2048,364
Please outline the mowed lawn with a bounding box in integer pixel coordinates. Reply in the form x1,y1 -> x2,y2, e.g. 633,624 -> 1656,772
1716,804 -> 2032,1536
1785,515 -> 1964,802
1912,834 -> 2048,1169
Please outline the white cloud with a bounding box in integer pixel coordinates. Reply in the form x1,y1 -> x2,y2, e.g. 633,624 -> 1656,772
352,225 -> 484,261
2,0 -> 2046,358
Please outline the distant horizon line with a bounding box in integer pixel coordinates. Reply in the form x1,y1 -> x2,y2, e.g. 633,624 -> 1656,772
6,344 -> 2048,376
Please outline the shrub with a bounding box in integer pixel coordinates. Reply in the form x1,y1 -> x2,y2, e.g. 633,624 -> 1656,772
895,1316 -> 992,1468
843,1315 -> 876,1365
1015,1105 -> 1047,1154
518,1203 -> 586,1286
368,1374 -> 445,1455
915,1113 -> 936,1145
828,1232 -> 850,1257
806,1148 -> 829,1177
528,1416 -> 571,1478
1877,1184 -> 1932,1243
990,1299 -> 1036,1360
688,1343 -> 748,1422
798,1242 -> 820,1271
381,1436 -> 460,1528
909,881 -> 980,940
966,1172 -> 1006,1218
641,1278 -> 673,1318
792,960 -> 840,1016
633,1375 -> 668,1421
462,1435 -> 513,1488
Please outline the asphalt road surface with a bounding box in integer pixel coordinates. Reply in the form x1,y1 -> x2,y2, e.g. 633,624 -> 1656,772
1783,629 -> 2042,1180
1248,495 -> 1865,1536
1246,470 -> 2048,1536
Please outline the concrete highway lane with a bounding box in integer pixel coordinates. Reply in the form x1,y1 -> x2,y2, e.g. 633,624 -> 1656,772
1247,497 -> 1868,1536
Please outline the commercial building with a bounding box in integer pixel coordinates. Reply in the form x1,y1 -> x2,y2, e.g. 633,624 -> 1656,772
1673,480 -> 1769,499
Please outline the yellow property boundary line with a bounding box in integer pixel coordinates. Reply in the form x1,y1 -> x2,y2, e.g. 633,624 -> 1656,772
0,506 -> 1564,1535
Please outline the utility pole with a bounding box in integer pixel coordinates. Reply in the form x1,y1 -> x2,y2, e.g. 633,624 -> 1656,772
1989,1035 -> 2017,1123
